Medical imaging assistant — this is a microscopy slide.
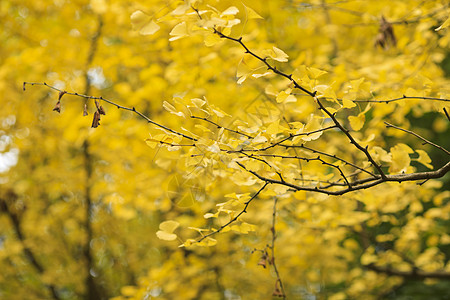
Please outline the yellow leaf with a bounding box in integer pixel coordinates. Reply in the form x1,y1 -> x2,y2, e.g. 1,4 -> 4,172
204,212 -> 219,218
244,5 -> 263,19
203,237 -> 217,246
252,71 -> 272,78
130,10 -> 149,30
348,113 -> 365,131
176,193 -> 195,207
140,20 -> 160,36
191,98 -> 206,107
180,239 -> 196,247
271,46 -> 288,62
156,231 -> 177,241
171,3 -> 190,15
349,78 -> 365,93
252,135 -> 268,144
307,67 -> 327,79
415,149 -> 433,169
370,146 -> 392,163
266,120 -> 281,135
435,16 -> 450,31
169,22 -> 188,41
163,101 -> 185,117
301,115 -> 322,141
204,33 -> 222,47
342,95 -> 356,108
236,59 -> 251,84
389,143 -> 413,174
159,220 -> 179,232
276,90 -> 296,103
404,87 -> 420,97
221,6 -> 239,17
210,105 -> 231,117
145,138 -> 159,149
239,222 -> 256,233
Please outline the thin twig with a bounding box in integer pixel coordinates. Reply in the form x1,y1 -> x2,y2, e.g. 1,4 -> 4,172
236,161 -> 450,196
269,197 -> 286,298
23,82 -> 197,141
195,182 -> 269,243
444,107 -> 450,122
191,115 -> 254,139
314,97 -> 387,178
257,125 -> 337,151
353,96 -> 450,103
384,122 -> 450,156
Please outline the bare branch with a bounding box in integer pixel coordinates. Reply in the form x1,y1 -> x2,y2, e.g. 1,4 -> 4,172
444,107 -> 450,122
269,197 -> 286,298
353,96 -> 450,103
23,82 -> 197,141
366,264 -> 450,280
385,122 -> 450,156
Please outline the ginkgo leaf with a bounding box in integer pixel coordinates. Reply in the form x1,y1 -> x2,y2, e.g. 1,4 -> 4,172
130,10 -> 148,29
342,95 -> 357,108
435,16 -> 450,31
163,101 -> 185,117
349,113 -> 365,131
271,47 -> 289,62
266,120 -> 282,135
171,3 -> 190,15
349,78 -> 365,93
389,143 -> 413,174
179,239 -> 196,247
156,220 -> 180,241
140,20 -> 160,35
204,212 -> 219,218
145,138 -> 159,148
156,231 -> 177,241
302,115 -> 322,141
191,98 -> 206,107
239,222 -> 256,233
252,71 -> 272,78
307,67 -> 327,79
159,220 -> 179,232
198,237 -> 217,246
221,6 -> 239,17
370,146 -> 392,163
415,149 -> 433,169
210,106 -> 231,117
244,5 -> 263,19
276,90 -> 296,103
237,60 -> 250,76
130,11 -> 160,35
204,33 -> 222,47
169,22 -> 188,41
252,135 -> 268,144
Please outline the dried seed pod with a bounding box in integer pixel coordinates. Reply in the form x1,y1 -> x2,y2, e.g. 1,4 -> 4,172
53,100 -> 61,113
91,110 -> 101,128
83,103 -> 89,116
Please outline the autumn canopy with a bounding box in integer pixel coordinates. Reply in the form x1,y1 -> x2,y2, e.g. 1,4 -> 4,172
1,0 -> 450,299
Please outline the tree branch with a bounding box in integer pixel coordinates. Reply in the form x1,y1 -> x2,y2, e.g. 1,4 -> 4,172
366,264 -> 450,280
195,182 -> 268,243
23,82 -> 197,141
385,122 -> 450,156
